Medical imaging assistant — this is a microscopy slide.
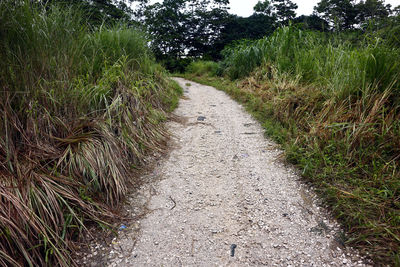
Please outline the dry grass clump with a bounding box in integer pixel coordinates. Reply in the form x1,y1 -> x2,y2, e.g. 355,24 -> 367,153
0,1 -> 181,266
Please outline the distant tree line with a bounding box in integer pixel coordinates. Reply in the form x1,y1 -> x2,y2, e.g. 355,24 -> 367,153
41,0 -> 400,70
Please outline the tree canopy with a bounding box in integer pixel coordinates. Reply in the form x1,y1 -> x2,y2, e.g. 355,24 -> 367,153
314,0 -> 394,30
142,0 -> 230,62
314,0 -> 358,30
254,0 -> 298,22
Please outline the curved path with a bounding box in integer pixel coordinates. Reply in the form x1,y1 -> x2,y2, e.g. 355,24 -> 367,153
105,78 -> 368,266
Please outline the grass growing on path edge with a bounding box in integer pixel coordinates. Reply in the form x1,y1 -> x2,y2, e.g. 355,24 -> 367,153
181,71 -> 400,266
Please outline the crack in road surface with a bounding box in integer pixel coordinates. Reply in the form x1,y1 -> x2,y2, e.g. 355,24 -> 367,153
104,78 -> 369,266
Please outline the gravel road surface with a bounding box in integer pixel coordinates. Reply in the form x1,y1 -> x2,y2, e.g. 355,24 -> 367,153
102,78 -> 369,266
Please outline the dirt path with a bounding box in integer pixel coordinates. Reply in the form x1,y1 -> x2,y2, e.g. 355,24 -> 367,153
104,78 -> 368,266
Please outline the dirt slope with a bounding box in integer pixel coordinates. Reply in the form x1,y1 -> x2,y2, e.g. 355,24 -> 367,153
104,78 -> 368,266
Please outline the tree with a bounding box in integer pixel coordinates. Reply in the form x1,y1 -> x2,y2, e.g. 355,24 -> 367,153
254,0 -> 297,23
143,1 -> 186,59
394,5 -> 400,16
254,0 -> 274,16
272,0 -> 298,21
131,0 -> 149,18
314,0 -> 358,30
185,0 -> 230,57
142,0 -> 230,62
356,0 -> 391,23
216,14 -> 277,47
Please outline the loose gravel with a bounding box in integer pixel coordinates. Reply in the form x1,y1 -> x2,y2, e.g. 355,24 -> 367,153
90,78 -> 371,266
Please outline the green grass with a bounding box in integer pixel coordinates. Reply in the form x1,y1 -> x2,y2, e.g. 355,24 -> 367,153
0,1 -> 181,266
185,60 -> 220,77
222,27 -> 399,99
184,26 -> 400,265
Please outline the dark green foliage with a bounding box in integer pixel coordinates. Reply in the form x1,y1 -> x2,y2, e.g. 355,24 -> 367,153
395,5 -> 400,15
216,14 -> 277,47
314,0 -> 394,31
254,0 -> 274,15
142,0 -> 230,62
293,15 -> 329,31
213,0 -> 299,60
254,0 -> 298,21
356,0 -> 392,24
314,0 -> 359,30
134,0 -> 396,72
271,0 -> 298,21
140,0 -> 297,69
161,57 -> 193,73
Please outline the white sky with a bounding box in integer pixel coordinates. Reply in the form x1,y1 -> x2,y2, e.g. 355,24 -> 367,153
229,0 -> 400,17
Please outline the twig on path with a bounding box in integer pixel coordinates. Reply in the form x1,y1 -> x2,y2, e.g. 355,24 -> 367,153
169,196 -> 176,210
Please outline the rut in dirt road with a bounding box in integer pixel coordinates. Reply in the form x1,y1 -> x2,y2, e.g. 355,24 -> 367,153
106,78 -> 368,266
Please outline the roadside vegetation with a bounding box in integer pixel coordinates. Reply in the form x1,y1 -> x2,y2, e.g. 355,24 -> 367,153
0,1 -> 181,266
2,0 -> 399,265
184,26 -> 400,265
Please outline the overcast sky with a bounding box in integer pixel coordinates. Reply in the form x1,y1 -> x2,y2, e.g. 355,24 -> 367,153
229,0 -> 400,17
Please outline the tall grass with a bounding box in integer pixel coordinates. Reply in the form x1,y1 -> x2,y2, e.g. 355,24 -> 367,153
0,1 -> 181,266
185,60 -> 220,77
186,26 -> 400,265
223,27 -> 400,99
